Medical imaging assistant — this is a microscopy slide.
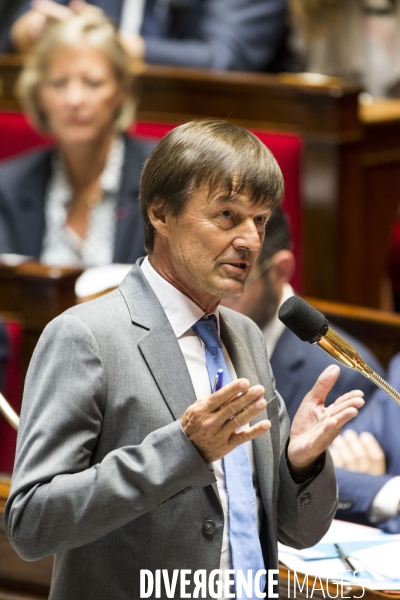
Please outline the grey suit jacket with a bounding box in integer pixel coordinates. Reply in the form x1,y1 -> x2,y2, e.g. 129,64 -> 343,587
5,262 -> 337,599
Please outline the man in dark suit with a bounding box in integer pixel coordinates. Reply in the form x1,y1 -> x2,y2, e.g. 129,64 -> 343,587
0,135 -> 153,264
332,353 -> 400,533
6,0 -> 289,72
5,121 -> 364,599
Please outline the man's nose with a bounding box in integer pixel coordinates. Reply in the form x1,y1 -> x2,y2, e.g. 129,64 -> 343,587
232,220 -> 261,252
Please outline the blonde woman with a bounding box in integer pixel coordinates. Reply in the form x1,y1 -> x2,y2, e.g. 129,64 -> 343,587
0,13 -> 154,267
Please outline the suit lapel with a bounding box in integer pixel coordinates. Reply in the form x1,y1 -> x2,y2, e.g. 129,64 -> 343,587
119,263 -> 197,420
120,264 -> 221,500
16,150 -> 52,258
113,136 -> 157,263
219,309 -> 275,509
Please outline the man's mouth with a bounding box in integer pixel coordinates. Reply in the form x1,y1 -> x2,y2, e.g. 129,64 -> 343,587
222,262 -> 250,274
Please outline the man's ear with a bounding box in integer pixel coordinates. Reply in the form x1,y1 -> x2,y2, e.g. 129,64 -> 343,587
148,201 -> 169,237
272,250 -> 295,285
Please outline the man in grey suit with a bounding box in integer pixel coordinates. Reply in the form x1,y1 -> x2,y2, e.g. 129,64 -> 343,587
5,120 -> 364,600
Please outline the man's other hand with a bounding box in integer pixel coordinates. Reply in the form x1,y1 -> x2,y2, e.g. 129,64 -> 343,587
287,365 -> 365,478
181,379 -> 271,463
330,429 -> 386,475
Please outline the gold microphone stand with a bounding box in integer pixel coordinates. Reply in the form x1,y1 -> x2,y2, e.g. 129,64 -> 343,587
317,329 -> 400,407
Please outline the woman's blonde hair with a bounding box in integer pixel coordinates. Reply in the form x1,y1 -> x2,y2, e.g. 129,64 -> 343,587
17,13 -> 136,134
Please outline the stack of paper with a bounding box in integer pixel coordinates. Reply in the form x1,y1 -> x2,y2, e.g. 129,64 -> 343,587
279,520 -> 400,591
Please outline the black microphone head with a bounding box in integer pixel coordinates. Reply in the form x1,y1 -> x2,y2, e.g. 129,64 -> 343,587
278,296 -> 329,343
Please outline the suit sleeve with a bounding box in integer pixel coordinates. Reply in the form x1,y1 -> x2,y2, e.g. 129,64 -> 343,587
275,390 -> 338,549
4,314 -> 216,561
0,0 -> 70,51
145,0 -> 287,71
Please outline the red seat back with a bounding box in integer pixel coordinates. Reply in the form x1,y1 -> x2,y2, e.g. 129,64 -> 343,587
0,321 -> 23,474
0,112 -> 53,160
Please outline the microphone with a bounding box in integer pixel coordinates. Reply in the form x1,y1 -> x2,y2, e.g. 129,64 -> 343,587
278,296 -> 400,407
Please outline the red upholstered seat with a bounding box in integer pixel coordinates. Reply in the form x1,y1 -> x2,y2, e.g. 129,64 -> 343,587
0,321 -> 22,474
0,112 -> 302,473
0,112 -> 53,160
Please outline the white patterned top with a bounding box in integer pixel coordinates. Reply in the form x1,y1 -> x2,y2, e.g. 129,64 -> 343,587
40,135 -> 125,268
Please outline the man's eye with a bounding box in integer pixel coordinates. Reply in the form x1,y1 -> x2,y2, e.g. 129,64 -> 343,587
254,216 -> 267,226
220,211 -> 233,219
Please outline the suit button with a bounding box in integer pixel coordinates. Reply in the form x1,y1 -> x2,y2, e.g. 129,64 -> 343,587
202,520 -> 216,538
300,492 -> 312,507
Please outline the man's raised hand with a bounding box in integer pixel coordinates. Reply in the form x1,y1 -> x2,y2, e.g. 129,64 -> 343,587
287,365 -> 365,477
181,379 -> 271,463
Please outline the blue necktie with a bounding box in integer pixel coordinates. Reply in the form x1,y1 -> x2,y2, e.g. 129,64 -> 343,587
192,315 -> 266,599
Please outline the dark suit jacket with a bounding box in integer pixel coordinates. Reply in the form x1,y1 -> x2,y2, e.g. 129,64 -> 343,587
270,325 -> 384,422
0,136 -> 154,264
3,0 -> 289,72
335,352 -> 400,533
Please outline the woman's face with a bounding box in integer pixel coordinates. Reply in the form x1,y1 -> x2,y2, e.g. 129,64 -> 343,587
39,42 -> 126,145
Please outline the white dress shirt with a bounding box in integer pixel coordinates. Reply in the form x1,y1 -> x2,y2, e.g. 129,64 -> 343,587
140,256 -> 263,596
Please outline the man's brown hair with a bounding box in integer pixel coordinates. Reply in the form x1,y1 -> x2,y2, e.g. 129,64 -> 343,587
139,119 -> 285,253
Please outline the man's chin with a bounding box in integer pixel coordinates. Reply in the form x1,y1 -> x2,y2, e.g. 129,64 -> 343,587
216,279 -> 246,299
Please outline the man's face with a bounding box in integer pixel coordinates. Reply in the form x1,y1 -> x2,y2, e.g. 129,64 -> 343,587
150,183 -> 272,312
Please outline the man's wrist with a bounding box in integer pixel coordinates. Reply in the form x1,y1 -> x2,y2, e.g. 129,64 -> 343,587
287,453 -> 325,482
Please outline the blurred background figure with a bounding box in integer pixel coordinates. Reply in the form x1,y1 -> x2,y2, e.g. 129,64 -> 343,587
222,207 -> 383,421
3,0 -> 290,72
290,0 -> 400,97
332,352 -> 400,533
0,13 -> 154,268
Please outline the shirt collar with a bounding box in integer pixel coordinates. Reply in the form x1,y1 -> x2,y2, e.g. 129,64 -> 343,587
262,283 -> 294,357
140,256 -> 219,338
